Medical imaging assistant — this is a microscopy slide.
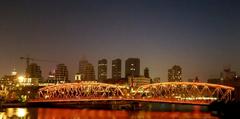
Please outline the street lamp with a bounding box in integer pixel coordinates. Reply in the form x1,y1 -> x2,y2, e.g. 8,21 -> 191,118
18,76 -> 25,84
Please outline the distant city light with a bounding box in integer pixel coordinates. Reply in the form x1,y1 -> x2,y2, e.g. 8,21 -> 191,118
16,108 -> 28,117
18,76 -> 25,83
11,71 -> 17,76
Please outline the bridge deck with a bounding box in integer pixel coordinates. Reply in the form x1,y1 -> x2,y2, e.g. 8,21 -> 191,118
29,98 -> 211,105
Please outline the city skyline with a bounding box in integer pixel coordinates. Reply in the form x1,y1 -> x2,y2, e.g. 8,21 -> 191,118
0,0 -> 240,81
1,57 -> 239,82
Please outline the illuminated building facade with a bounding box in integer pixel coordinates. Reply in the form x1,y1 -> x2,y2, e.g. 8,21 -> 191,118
74,73 -> 82,82
79,59 -> 95,81
83,63 -> 95,81
0,67 -> 18,89
98,59 -> 107,81
168,65 -> 182,82
79,59 -> 88,75
128,76 -> 151,88
27,63 -> 42,84
55,64 -> 69,83
0,75 -> 16,88
112,59 -> 121,79
125,58 -> 140,78
46,71 -> 55,83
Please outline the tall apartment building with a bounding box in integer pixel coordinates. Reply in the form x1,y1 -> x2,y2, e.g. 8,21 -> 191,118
84,63 -> 95,81
27,63 -> 42,83
79,59 -> 95,81
168,65 -> 182,82
55,64 -> 69,83
125,58 -> 140,78
98,59 -> 107,81
112,59 -> 121,79
79,59 -> 89,75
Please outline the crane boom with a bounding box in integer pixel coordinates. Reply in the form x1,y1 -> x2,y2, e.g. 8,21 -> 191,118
20,56 -> 58,78
20,56 -> 34,68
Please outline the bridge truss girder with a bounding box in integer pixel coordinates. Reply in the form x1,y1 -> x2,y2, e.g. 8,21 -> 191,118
36,82 -> 234,105
38,82 -> 126,99
135,82 -> 234,103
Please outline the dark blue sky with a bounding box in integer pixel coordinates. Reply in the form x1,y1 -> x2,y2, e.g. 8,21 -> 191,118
0,0 -> 240,81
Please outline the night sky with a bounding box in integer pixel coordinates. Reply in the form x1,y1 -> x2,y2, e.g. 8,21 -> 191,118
0,0 -> 240,82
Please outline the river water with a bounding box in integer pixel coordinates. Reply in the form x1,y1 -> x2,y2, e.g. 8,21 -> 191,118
0,104 -> 218,119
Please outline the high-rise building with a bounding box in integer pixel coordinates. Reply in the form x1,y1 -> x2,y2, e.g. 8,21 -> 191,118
55,64 -> 69,83
168,65 -> 182,82
125,58 -> 140,78
144,67 -> 150,78
112,59 -> 121,79
27,63 -> 42,83
79,59 -> 88,74
79,59 -> 95,81
98,59 -> 107,81
84,63 -> 95,81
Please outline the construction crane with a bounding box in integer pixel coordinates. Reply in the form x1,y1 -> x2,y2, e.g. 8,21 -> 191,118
20,56 -> 33,70
20,56 -> 58,78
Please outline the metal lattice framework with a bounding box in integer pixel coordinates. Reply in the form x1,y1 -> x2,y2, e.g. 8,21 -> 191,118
38,82 -> 127,100
34,82 -> 235,105
135,82 -> 234,104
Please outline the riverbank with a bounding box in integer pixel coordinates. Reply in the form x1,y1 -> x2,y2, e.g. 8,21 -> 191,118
209,100 -> 240,118
1,102 -> 210,112
1,103 -> 27,108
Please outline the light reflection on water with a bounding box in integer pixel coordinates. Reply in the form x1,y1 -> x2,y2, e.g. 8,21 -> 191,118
0,106 -> 218,119
0,108 -> 29,119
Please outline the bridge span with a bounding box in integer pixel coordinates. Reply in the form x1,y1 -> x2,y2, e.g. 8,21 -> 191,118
29,82 -> 234,105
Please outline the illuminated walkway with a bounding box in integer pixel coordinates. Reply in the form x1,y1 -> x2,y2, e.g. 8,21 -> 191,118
30,82 -> 234,105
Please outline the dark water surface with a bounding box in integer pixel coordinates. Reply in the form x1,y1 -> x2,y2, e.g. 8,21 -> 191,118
0,104 -> 218,119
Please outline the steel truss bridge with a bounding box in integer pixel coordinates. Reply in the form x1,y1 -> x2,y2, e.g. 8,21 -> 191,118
30,82 -> 234,105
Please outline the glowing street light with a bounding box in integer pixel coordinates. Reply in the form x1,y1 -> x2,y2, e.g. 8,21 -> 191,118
18,76 -> 25,83
16,108 -> 28,118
